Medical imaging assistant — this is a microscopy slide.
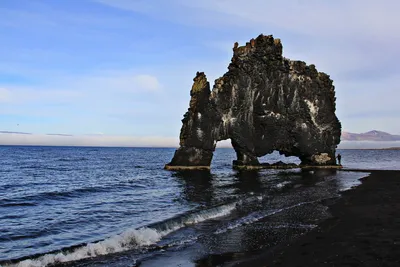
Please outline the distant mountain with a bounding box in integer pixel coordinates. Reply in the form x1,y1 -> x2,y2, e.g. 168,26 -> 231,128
342,130 -> 400,141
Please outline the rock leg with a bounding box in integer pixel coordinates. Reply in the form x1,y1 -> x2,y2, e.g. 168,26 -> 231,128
231,139 -> 259,166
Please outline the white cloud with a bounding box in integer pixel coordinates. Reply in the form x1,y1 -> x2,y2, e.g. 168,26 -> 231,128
93,0 -> 153,13
216,139 -> 232,148
177,0 -> 400,39
94,0 -> 400,40
0,69 -> 164,138
73,71 -> 162,93
0,130 -> 231,148
0,87 -> 11,102
0,133 -> 178,147
0,70 -> 161,105
132,74 -> 161,91
92,0 -> 400,82
1,86 -> 82,104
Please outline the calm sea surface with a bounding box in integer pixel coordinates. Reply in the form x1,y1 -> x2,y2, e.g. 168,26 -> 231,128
0,146 -> 398,267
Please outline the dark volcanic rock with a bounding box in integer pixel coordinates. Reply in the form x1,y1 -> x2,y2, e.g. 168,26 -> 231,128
166,72 -> 216,168
165,34 -> 341,170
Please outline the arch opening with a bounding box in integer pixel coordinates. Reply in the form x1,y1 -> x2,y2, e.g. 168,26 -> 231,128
257,150 -> 301,167
211,139 -> 235,169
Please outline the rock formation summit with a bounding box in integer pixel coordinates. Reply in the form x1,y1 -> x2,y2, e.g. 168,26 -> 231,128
166,34 -> 341,170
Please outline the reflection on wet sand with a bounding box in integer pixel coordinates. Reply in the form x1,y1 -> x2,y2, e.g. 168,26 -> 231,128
234,170 -> 263,194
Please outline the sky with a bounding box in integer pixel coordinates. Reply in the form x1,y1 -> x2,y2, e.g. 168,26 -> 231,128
1,0 -> 400,147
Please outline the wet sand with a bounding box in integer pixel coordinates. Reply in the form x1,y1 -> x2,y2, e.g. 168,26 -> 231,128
236,170 -> 400,266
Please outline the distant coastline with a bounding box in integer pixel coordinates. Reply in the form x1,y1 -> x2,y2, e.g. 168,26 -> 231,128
340,147 -> 400,150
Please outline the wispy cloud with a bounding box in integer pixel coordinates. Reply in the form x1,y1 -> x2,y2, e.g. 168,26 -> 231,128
73,71 -> 162,93
93,0 -> 153,13
0,132 -> 178,147
93,0 -> 400,40
46,133 -> 73,136
0,68 -> 165,136
0,131 -> 234,148
0,131 -> 32,135
1,86 -> 81,104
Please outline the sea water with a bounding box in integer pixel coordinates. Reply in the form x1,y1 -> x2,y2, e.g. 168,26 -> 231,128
0,146 -> 398,266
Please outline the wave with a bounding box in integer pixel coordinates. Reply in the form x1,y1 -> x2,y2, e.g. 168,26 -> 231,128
0,202 -> 37,207
0,185 -> 125,205
149,202 -> 237,233
2,203 -> 237,267
275,181 -> 292,189
214,201 -> 316,234
1,182 -> 51,190
0,180 -> 152,206
57,157 -> 89,162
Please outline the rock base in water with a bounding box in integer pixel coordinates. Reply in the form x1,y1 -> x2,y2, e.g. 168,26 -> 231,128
164,165 -> 210,171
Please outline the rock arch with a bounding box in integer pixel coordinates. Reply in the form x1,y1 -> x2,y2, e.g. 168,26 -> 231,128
165,35 -> 341,170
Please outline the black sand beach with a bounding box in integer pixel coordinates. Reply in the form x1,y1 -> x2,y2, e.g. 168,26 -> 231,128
236,170 -> 400,267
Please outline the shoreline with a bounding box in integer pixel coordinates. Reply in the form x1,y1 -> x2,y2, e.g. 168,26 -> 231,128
235,169 -> 400,266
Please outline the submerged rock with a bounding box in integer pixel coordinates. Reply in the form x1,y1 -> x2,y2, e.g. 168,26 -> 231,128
166,34 -> 341,170
233,161 -> 299,170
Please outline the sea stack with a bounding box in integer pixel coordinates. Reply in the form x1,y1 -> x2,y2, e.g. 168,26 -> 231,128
165,34 -> 341,170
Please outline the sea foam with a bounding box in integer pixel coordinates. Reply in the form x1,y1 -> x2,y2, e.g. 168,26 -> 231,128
4,203 -> 237,267
214,201 -> 316,234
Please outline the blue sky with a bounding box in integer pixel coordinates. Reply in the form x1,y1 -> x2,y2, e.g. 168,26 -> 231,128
1,0 -> 400,146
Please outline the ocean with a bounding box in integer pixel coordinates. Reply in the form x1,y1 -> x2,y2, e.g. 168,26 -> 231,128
0,146 -> 399,267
